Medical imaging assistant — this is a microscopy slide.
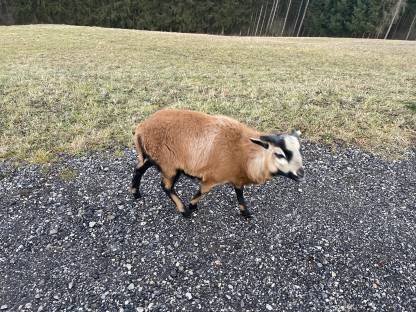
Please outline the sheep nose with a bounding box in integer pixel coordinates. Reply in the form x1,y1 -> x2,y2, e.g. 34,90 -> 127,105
297,167 -> 304,179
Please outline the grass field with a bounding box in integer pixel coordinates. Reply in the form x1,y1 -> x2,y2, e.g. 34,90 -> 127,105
0,25 -> 415,162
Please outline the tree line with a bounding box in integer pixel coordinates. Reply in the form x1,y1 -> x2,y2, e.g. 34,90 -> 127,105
0,0 -> 415,40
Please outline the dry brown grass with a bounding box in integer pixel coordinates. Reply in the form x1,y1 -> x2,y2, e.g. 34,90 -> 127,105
0,25 -> 415,162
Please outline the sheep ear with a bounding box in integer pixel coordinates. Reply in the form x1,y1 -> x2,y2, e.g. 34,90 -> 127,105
291,129 -> 301,138
250,138 -> 269,149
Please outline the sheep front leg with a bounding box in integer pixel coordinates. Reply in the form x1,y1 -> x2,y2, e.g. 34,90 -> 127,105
234,186 -> 252,218
189,181 -> 215,211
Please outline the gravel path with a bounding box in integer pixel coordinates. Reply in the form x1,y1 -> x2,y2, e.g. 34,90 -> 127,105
0,143 -> 415,311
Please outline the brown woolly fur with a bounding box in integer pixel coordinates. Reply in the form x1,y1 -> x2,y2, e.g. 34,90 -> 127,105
131,109 -> 304,218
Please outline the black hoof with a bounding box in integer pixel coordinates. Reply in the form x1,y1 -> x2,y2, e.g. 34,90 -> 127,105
130,187 -> 141,199
133,191 -> 141,199
189,203 -> 198,211
240,210 -> 252,219
182,209 -> 192,218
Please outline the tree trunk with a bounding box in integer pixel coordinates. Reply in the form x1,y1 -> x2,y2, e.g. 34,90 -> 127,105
269,0 -> 280,35
281,0 -> 293,36
266,0 -> 277,34
297,0 -> 309,37
255,4 -> 264,36
392,12 -> 404,39
384,0 -> 404,39
265,0 -> 275,34
291,0 -> 304,36
251,7 -> 259,36
260,0 -> 270,36
406,12 -> 416,40
247,11 -> 254,36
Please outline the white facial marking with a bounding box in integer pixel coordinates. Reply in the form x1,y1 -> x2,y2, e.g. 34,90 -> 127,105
269,135 -> 303,176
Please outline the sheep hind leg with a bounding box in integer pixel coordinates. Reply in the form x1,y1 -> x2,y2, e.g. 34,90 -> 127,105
130,159 -> 152,199
161,173 -> 190,218
189,181 -> 215,211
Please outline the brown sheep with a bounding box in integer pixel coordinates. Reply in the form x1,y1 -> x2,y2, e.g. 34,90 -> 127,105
131,109 -> 304,218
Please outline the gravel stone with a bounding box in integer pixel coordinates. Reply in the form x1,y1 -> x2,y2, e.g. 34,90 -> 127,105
0,145 -> 415,311
49,225 -> 59,235
128,283 -> 135,290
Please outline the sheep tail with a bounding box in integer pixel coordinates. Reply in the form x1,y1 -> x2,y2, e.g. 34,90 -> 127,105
133,126 -> 146,165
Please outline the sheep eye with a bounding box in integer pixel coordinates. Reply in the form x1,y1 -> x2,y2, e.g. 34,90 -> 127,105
274,152 -> 286,159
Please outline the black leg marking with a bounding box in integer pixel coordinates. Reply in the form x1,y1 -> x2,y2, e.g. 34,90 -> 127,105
131,160 -> 152,199
182,209 -> 192,218
235,186 -> 252,219
161,171 -> 180,195
161,172 -> 190,217
161,180 -> 168,194
189,189 -> 202,211
235,187 -> 245,205
240,209 -> 252,219
188,181 -> 215,213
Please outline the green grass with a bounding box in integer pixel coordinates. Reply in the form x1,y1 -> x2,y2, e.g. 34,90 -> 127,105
0,25 -> 415,162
